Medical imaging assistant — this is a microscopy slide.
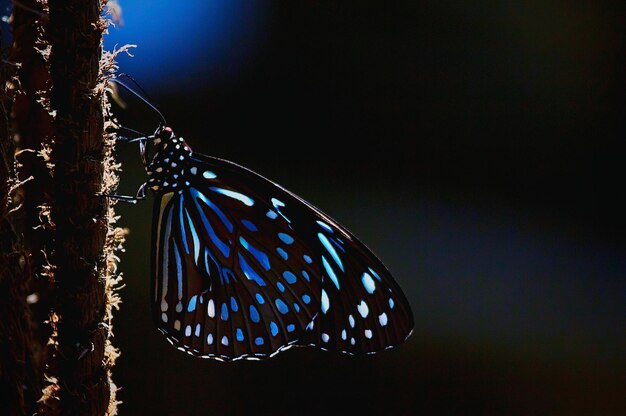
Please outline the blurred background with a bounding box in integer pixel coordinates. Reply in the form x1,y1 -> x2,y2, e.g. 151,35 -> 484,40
103,0 -> 625,414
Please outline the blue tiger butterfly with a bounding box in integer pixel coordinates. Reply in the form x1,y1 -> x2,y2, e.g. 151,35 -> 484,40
121,123 -> 413,361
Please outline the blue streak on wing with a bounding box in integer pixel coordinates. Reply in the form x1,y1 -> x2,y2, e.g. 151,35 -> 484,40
318,232 -> 344,272
239,236 -> 271,271
173,241 -> 183,299
179,194 -> 189,254
185,208 -> 200,262
209,187 -> 254,206
192,188 -> 233,232
238,253 -> 266,286
192,192 -> 230,258
322,255 -> 340,290
330,236 -> 346,253
368,267 -> 382,281
316,220 -> 334,233
276,247 -> 288,260
271,198 -> 291,224
241,219 -> 258,232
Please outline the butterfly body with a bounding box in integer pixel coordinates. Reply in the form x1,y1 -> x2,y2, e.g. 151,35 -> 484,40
141,126 -> 414,361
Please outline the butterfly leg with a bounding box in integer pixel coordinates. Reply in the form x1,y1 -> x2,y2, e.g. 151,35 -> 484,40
97,182 -> 147,204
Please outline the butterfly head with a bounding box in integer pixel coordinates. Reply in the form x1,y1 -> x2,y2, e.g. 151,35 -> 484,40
144,125 -> 193,193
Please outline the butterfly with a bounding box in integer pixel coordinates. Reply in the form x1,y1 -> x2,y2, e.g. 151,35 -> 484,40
119,124 -> 414,361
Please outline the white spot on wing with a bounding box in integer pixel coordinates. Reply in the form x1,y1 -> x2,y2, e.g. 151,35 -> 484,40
321,289 -> 330,314
357,300 -> 369,318
361,272 -> 376,294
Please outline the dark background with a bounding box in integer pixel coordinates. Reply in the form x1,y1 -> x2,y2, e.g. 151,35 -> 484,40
100,1 -> 625,415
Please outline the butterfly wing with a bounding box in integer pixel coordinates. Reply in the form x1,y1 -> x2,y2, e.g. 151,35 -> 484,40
151,153 -> 413,360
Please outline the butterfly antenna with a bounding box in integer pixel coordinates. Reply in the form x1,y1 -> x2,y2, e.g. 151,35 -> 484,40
114,127 -> 153,143
109,77 -> 167,126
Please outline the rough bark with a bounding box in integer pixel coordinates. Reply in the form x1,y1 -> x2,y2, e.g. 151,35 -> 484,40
1,2 -> 122,414
9,1 -> 56,391
46,1 -> 117,414
0,14 -> 46,416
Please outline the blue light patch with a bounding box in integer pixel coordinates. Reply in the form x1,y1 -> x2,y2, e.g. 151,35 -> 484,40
287,324 -> 295,332
321,289 -> 330,314
239,236 -> 270,271
318,233 -> 344,272
192,188 -> 233,232
302,294 -> 311,304
255,337 -> 264,346
266,210 -> 278,219
277,282 -> 285,293
316,220 -> 333,233
221,303 -> 229,320
276,247 -> 288,260
322,256 -> 340,290
278,232 -> 294,245
282,271 -> 297,284
236,328 -> 244,342
361,272 -> 376,294
275,298 -> 289,314
210,187 -> 254,206
301,270 -> 310,281
255,293 -> 265,304
241,219 -> 258,232
303,254 -> 313,264
293,303 -> 300,312
270,321 -> 278,337
249,305 -> 260,323
187,295 -> 197,312
238,253 -> 266,286
389,298 -> 395,309
230,297 -> 239,312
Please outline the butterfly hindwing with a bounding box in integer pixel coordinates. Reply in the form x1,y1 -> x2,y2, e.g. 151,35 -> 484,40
149,136 -> 413,360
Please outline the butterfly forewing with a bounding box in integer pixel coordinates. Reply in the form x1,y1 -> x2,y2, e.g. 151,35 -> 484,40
149,130 -> 413,360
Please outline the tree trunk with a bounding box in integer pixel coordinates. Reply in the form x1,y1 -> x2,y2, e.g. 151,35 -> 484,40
46,1 -> 118,414
0,1 -> 122,415
0,19 -> 44,415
